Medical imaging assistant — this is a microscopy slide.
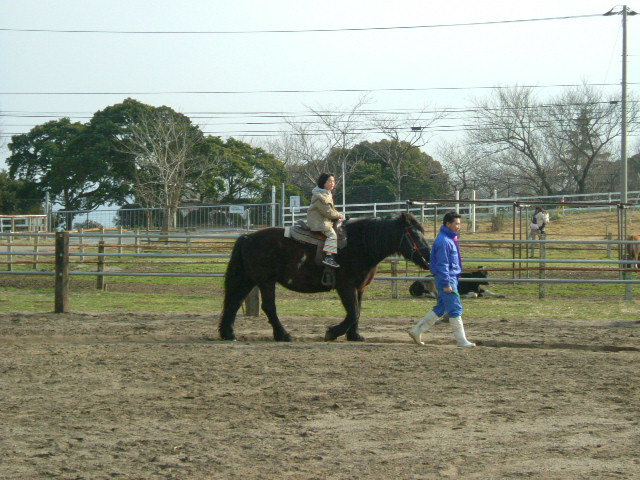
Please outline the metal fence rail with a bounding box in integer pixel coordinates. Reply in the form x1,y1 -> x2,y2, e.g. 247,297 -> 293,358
54,203 -> 280,231
49,189 -> 640,231
0,232 -> 638,312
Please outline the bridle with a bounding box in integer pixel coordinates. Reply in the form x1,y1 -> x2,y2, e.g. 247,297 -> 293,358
399,227 -> 430,267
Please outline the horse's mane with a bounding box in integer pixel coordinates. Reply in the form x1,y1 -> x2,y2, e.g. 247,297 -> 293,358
344,216 -> 403,261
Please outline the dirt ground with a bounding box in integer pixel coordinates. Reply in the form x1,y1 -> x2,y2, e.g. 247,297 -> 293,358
1,311 -> 638,480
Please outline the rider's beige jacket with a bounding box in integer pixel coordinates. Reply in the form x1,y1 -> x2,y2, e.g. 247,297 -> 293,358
307,188 -> 342,233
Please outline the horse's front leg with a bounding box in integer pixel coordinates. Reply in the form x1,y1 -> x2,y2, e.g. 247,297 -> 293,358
345,289 -> 365,341
259,282 -> 291,342
325,287 -> 360,341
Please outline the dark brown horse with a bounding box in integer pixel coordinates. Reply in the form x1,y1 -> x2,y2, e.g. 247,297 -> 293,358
218,212 -> 430,342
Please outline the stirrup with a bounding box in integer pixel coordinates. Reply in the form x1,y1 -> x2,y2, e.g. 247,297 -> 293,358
321,268 -> 336,288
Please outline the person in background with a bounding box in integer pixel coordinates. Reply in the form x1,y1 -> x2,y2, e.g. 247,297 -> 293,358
408,210 -> 475,347
306,173 -> 345,268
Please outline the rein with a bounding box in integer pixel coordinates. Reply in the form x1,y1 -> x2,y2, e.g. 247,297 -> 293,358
400,228 -> 429,266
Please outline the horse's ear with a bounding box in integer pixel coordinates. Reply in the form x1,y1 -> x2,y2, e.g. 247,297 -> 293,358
400,212 -> 412,225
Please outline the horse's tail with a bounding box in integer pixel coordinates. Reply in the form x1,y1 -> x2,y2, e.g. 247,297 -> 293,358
224,234 -> 250,292
219,234 -> 254,339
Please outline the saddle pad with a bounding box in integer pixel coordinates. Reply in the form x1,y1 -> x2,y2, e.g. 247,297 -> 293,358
286,225 -> 347,249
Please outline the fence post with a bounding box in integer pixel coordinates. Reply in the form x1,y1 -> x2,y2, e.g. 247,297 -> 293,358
118,227 -> 124,256
54,231 -> 70,313
391,261 -> 398,299
78,227 -> 84,262
606,232 -> 613,259
96,241 -> 106,291
625,272 -> 633,300
539,234 -> 547,299
244,287 -> 260,316
7,231 -> 12,272
33,234 -> 39,270
471,190 -> 476,233
135,228 -> 141,254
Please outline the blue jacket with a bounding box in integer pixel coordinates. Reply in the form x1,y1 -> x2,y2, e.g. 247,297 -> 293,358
430,225 -> 462,290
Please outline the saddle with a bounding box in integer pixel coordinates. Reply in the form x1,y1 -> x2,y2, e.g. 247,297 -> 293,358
284,220 -> 347,288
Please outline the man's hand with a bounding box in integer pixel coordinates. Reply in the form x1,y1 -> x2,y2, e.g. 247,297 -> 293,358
443,286 -> 453,293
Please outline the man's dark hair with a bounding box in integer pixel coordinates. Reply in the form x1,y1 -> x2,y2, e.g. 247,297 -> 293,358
443,211 -> 461,225
316,173 -> 335,189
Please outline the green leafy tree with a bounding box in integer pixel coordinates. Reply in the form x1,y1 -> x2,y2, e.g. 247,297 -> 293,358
346,162 -> 395,203
343,140 -> 449,203
0,170 -> 44,214
6,99 -> 158,226
83,98 -> 159,203
7,118 -> 116,226
196,137 -> 287,203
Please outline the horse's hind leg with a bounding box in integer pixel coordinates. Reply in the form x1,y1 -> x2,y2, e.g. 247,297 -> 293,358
218,279 -> 255,341
259,282 -> 292,342
345,289 -> 365,341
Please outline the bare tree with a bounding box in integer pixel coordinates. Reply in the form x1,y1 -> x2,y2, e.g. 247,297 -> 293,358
467,84 -> 638,196
437,140 -> 500,198
122,109 -> 208,231
369,108 -> 446,200
270,96 -> 371,195
544,84 -> 639,194
467,86 -> 558,196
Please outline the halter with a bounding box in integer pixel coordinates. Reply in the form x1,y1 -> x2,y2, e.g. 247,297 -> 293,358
399,227 -> 430,267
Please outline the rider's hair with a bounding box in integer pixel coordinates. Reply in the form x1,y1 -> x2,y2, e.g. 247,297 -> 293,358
443,211 -> 461,225
316,173 -> 336,189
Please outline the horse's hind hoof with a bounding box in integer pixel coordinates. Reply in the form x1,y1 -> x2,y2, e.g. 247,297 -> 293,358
346,333 -> 365,342
324,328 -> 338,342
275,332 -> 292,342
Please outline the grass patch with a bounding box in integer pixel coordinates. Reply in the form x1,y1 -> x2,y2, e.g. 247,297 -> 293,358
2,279 -> 637,321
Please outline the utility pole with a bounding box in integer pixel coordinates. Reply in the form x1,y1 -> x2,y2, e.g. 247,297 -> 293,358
606,5 -> 637,283
605,5 -> 637,205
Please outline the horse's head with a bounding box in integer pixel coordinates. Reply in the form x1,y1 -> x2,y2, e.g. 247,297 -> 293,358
536,210 -> 550,232
542,211 -> 550,224
397,212 -> 430,270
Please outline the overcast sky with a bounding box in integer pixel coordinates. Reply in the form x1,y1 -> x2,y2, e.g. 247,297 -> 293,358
2,0 -> 640,170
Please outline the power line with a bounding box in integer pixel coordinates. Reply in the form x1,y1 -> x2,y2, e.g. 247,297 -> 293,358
0,13 -> 604,35
0,82 -> 630,96
1,99 -> 636,121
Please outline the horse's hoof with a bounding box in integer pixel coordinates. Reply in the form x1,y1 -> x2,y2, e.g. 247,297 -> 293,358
346,333 -> 365,342
275,332 -> 292,342
324,328 -> 338,342
219,330 -> 237,341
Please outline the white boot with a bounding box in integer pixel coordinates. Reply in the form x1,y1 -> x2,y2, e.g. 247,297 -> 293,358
449,316 -> 475,347
408,311 -> 440,346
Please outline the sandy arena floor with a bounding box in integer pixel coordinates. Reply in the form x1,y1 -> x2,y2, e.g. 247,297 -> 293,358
1,311 -> 638,479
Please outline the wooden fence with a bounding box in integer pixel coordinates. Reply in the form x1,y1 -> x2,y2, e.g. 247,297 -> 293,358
0,230 -> 638,314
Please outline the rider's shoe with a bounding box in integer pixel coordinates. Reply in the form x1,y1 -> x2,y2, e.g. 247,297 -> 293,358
322,256 -> 340,268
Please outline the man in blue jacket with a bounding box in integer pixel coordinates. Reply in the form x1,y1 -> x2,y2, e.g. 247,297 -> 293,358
408,211 -> 475,347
